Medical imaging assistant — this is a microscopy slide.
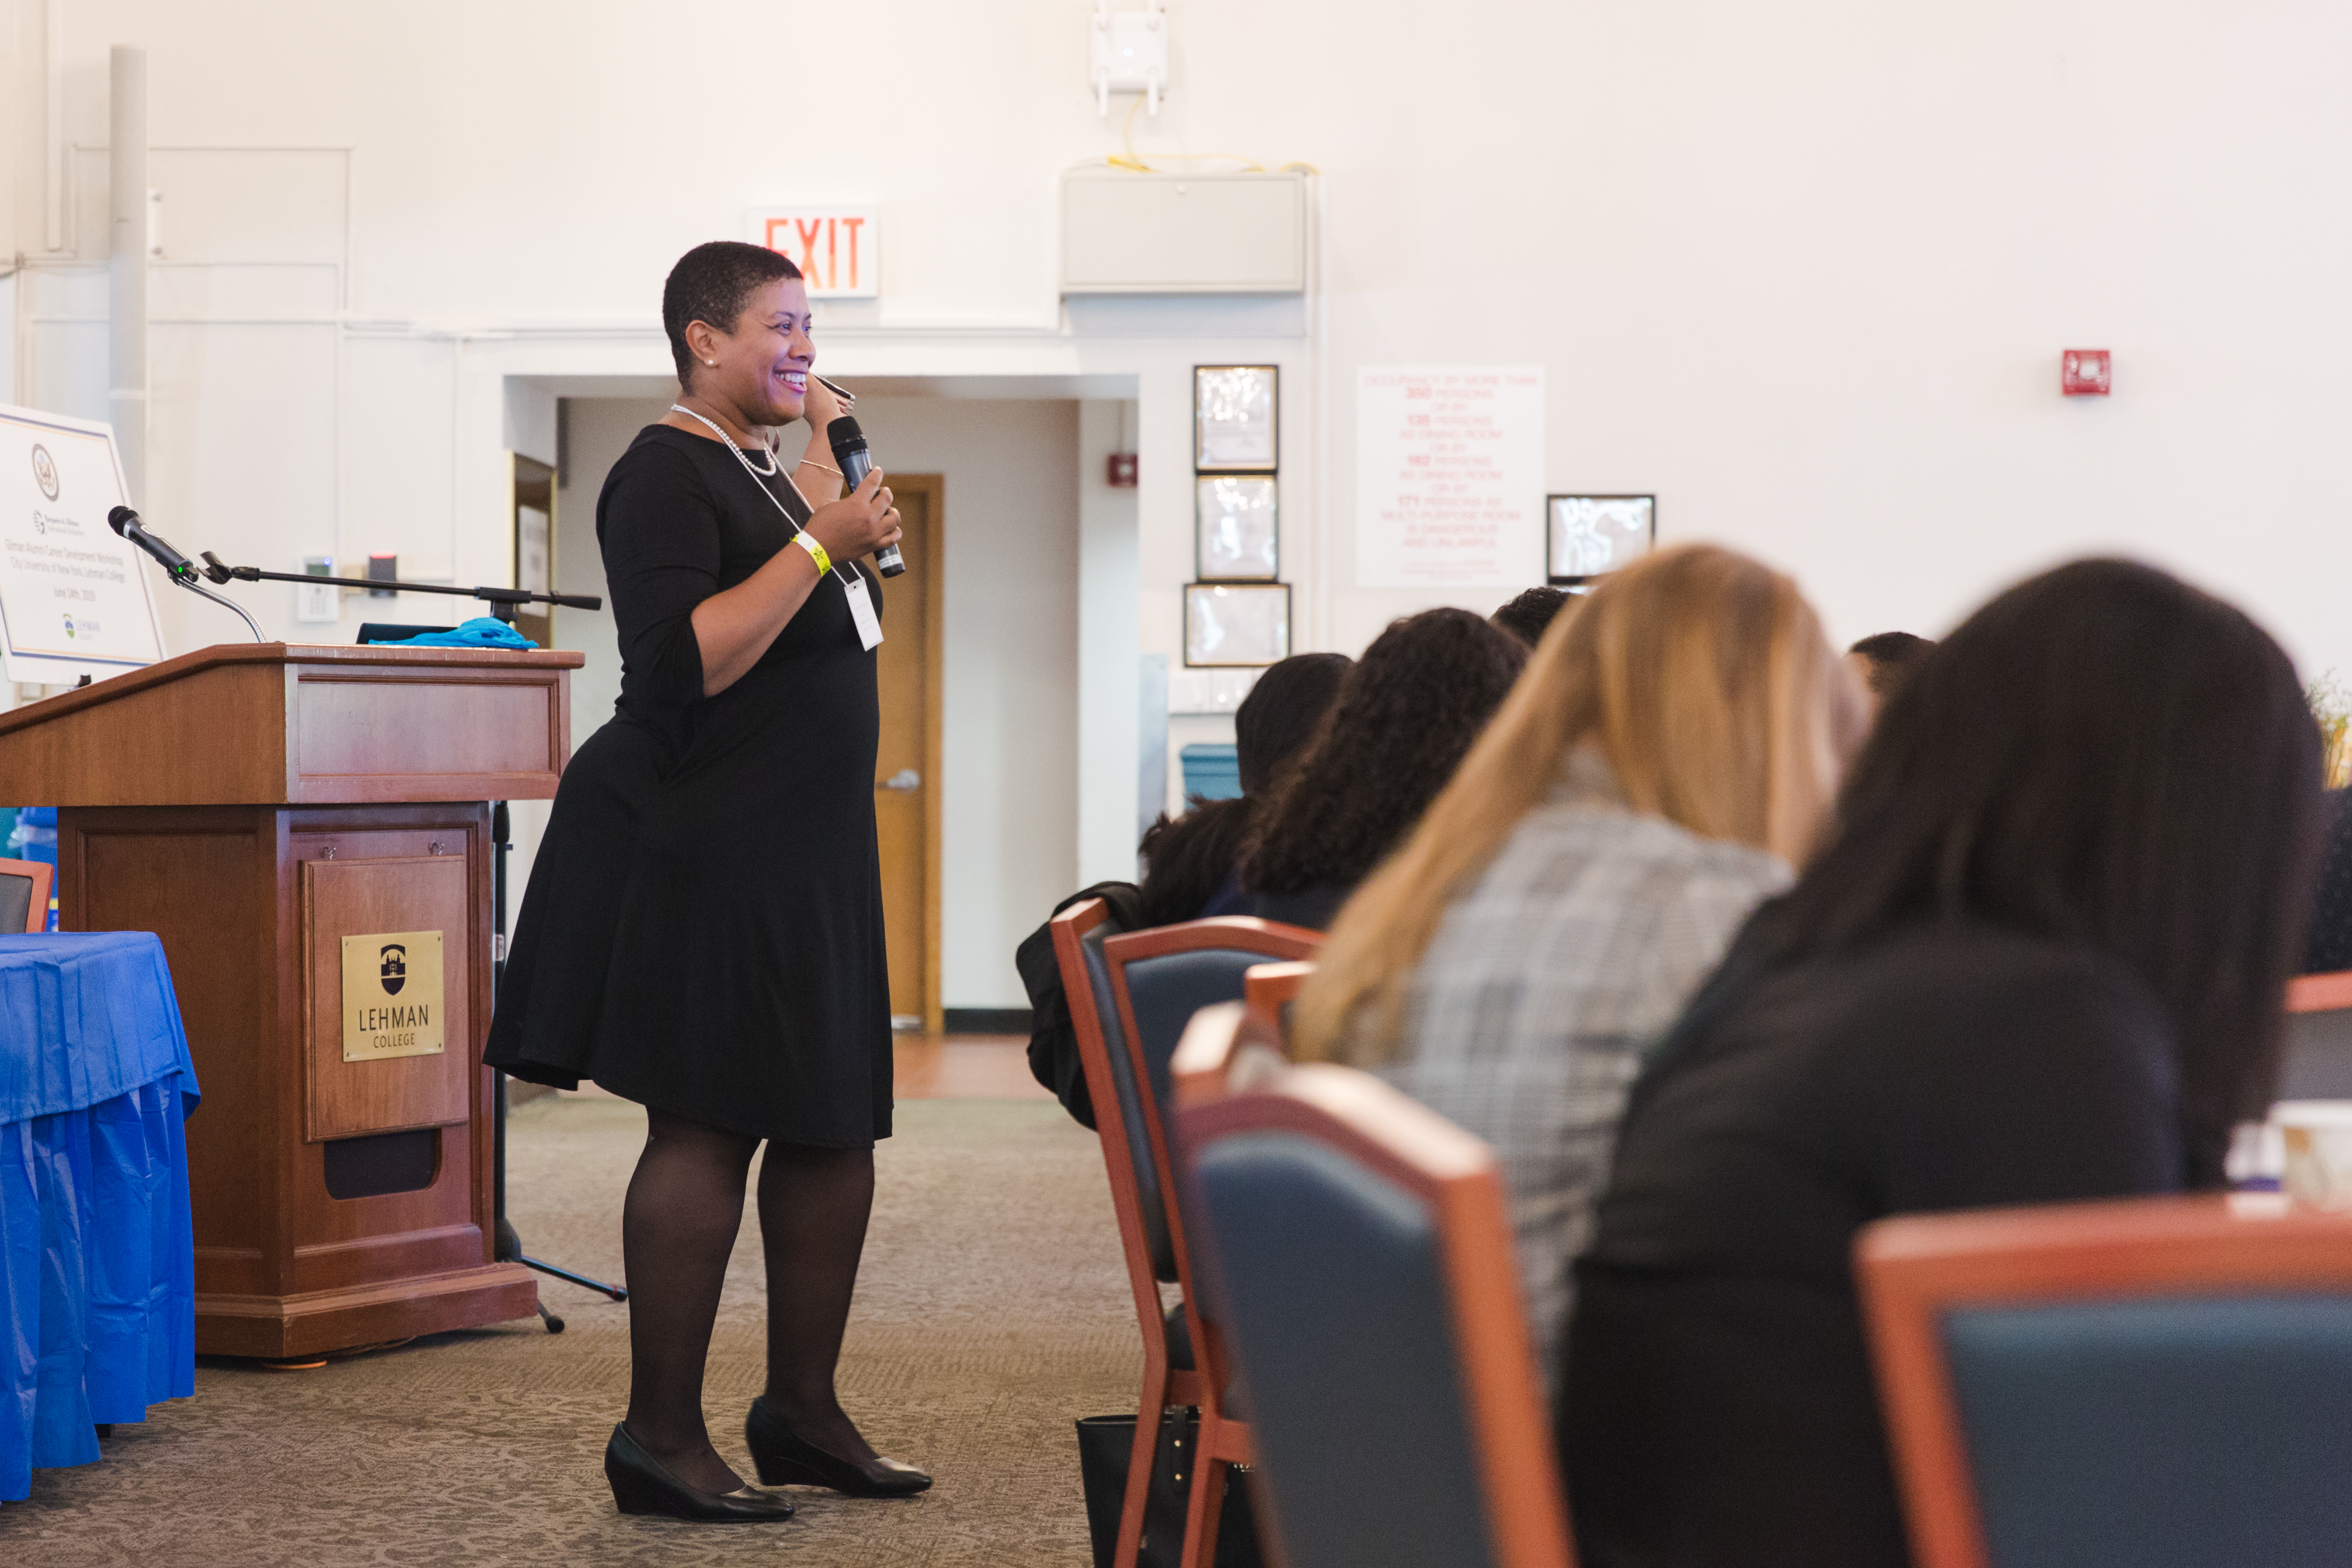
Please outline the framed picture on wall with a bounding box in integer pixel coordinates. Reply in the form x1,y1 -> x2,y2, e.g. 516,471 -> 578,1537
1546,494 -> 1656,585
1184,582 -> 1292,667
1194,365 -> 1279,471
1196,474 -> 1279,580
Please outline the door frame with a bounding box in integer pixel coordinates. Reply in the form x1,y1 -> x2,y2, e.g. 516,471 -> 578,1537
889,473 -> 947,1037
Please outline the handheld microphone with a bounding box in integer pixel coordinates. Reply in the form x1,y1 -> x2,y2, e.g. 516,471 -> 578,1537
108,505 -> 198,581
825,415 -> 905,578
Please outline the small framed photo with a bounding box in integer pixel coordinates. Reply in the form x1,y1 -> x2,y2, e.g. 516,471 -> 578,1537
1185,582 -> 1292,667
1547,494 -> 1656,584
1196,475 -> 1279,580
1195,365 -> 1278,471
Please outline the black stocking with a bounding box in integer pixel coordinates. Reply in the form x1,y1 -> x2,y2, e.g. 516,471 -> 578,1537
620,1108 -> 759,1494
757,1141 -> 879,1461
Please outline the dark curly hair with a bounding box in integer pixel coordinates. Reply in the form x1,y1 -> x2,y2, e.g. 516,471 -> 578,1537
661,241 -> 802,382
1237,608 -> 1529,896
1492,585 -> 1573,647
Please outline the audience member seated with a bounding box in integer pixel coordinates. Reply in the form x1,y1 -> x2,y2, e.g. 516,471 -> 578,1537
1135,652 -> 1351,927
1491,584 -> 1574,646
2302,786 -> 2352,972
1291,546 -> 1862,1379
1559,559 -> 2326,1568
1845,628 -> 1935,711
1214,608 -> 1528,930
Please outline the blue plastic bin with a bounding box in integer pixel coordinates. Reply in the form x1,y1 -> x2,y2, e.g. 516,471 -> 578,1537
1179,744 -> 1244,803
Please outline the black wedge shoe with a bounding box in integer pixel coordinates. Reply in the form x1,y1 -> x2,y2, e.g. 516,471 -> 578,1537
605,1423 -> 798,1522
745,1395 -> 933,1497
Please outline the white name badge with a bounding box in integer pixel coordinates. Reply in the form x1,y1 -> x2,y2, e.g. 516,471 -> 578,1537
844,572 -> 883,651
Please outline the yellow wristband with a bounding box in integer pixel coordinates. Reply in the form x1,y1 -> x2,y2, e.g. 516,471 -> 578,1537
794,531 -> 832,575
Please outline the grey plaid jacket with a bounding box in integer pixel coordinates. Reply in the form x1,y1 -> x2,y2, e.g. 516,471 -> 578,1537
1377,756 -> 1789,1383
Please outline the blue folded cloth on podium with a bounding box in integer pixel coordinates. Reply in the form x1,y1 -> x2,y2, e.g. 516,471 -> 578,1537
365,617 -> 538,649
0,930 -> 202,1503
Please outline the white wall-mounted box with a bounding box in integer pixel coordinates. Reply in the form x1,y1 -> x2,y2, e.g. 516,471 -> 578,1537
1062,169 -> 1308,295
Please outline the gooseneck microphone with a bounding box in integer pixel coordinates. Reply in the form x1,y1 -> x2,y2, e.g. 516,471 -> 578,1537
825,416 -> 905,578
108,504 -> 266,642
108,505 -> 198,581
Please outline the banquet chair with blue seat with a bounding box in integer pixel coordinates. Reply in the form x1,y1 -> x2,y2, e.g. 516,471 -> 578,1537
0,856 -> 53,933
1101,918 -> 1324,1568
1058,907 -> 1316,1568
1857,1194 -> 2352,1568
1176,1060 -> 1577,1568
1052,897 -> 1188,1568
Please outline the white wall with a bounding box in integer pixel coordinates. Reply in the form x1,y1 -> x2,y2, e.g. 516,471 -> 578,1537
4,2 -> 2351,777
852,395 -> 1081,1009
549,396 -> 646,740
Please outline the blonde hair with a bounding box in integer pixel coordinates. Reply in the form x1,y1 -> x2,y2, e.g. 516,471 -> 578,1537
1292,545 -> 1862,1066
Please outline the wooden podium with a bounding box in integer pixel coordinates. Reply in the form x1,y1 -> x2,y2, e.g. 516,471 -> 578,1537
0,642 -> 585,1357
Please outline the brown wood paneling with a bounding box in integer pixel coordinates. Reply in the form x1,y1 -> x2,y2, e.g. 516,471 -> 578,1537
291,673 -> 562,791
0,643 -> 581,805
301,853 -> 472,1141
281,810 -> 494,1305
198,1263 -> 539,1360
0,663 -> 287,804
288,1219 -> 485,1297
69,808 -> 283,1277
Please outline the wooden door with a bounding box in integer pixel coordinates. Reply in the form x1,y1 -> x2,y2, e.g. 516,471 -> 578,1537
511,455 -> 556,650
872,475 -> 943,1035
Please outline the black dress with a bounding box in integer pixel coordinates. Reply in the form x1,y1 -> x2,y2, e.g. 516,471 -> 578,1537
1559,920 -> 2187,1568
485,424 -> 892,1148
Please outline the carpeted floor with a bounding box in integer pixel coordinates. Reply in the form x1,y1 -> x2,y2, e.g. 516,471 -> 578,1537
2,1094 -> 1138,1566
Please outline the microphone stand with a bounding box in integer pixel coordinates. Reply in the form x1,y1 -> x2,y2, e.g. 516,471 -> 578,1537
191,553 -> 603,627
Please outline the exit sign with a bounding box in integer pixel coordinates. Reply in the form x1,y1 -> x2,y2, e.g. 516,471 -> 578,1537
749,207 -> 878,298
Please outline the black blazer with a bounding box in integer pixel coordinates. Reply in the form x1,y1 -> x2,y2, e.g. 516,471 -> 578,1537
1559,919 -> 2187,1568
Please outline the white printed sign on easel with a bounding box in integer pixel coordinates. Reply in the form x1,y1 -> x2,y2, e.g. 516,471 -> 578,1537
0,404 -> 168,685
1355,367 -> 1545,590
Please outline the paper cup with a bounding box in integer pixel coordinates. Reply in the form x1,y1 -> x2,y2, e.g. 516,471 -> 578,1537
2274,1100 -> 2352,1211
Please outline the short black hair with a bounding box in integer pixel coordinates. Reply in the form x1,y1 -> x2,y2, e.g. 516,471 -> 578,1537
1492,586 -> 1573,646
661,241 -> 803,382
1847,630 -> 1935,695
1234,652 -> 1352,796
1750,560 -> 2323,1181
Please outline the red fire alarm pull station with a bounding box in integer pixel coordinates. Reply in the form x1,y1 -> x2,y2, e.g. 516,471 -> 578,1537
1106,453 -> 1139,487
2062,350 -> 2111,396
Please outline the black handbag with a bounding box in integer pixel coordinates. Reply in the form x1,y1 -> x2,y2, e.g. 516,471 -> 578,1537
1075,1411 -> 1261,1568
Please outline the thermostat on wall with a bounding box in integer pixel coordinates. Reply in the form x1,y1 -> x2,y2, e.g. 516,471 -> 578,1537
296,557 -> 338,623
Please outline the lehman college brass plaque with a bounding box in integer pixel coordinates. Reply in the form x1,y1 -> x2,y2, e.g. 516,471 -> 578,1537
341,929 -> 446,1061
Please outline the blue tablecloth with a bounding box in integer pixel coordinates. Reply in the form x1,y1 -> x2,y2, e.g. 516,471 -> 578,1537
0,931 -> 200,1503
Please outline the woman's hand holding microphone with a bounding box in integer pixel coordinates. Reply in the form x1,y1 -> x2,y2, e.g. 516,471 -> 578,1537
804,469 -> 901,571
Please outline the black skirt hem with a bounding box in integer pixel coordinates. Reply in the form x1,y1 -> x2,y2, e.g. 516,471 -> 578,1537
587,1061 -> 888,1150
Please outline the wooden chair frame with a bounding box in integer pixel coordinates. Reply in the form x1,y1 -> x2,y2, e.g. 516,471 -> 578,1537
1242,960 -> 1315,1044
1856,1194 -> 2352,1568
1051,898 -> 1196,1568
1177,1062 -> 1578,1568
1101,917 -> 1324,1568
0,856 -> 54,933
2288,968 -> 2352,1014
1171,1000 -> 1288,1111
